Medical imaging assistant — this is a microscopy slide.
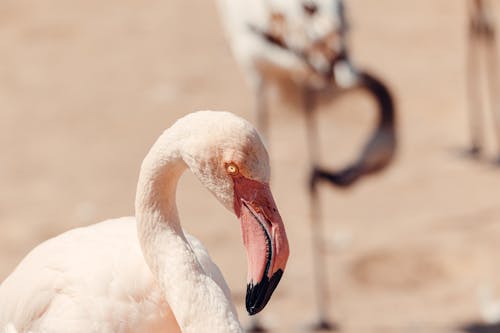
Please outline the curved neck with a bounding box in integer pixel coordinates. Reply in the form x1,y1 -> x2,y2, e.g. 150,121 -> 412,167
135,132 -> 242,332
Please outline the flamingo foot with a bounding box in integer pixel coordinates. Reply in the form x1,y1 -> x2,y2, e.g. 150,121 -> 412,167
307,319 -> 339,332
246,321 -> 268,332
453,146 -> 482,160
468,145 -> 482,158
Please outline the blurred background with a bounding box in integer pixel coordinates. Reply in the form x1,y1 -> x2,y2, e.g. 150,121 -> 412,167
2,0 -> 500,332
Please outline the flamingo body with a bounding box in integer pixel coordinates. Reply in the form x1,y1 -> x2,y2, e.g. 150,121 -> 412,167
217,0 -> 349,103
0,218 -> 232,333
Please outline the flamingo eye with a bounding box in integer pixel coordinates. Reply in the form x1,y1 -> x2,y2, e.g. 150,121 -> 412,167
226,163 -> 239,176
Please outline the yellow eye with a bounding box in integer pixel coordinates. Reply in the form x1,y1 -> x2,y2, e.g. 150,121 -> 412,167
226,163 -> 239,176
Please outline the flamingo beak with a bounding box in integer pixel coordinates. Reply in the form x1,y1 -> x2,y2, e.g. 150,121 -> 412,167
233,176 -> 289,315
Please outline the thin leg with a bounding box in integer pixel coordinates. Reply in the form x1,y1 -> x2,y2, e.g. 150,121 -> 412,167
247,80 -> 269,333
467,21 -> 485,156
303,89 -> 337,331
256,79 -> 270,146
484,23 -> 500,163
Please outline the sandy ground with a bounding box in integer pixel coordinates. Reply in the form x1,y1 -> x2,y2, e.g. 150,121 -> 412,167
2,1 -> 500,332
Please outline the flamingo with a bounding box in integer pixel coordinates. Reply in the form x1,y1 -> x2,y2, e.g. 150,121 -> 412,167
0,111 -> 289,333
466,0 -> 500,163
216,0 -> 396,330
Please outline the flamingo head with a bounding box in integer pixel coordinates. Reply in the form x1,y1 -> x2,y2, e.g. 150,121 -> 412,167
179,111 -> 290,315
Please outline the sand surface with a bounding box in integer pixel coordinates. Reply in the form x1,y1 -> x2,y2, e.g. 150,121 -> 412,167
2,1 -> 500,332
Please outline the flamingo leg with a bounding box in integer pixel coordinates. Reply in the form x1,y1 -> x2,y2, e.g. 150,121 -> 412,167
483,17 -> 500,164
466,7 -> 485,157
256,79 -> 270,146
247,79 -> 269,333
304,88 -> 337,331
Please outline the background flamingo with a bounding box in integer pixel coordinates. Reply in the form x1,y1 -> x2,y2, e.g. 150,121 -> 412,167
216,0 -> 396,330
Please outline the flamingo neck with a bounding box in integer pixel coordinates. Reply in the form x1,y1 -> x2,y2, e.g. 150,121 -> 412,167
134,131 -> 242,333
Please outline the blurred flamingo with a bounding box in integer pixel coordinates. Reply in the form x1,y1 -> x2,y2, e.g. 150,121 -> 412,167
217,0 -> 396,330
0,111 -> 289,333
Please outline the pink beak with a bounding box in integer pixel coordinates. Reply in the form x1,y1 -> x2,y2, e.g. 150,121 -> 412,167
233,176 -> 289,315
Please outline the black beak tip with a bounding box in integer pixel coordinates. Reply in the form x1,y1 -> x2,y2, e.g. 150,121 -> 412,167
245,269 -> 284,315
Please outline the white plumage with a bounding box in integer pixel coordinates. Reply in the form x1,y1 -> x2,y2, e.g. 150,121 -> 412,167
216,0 -> 351,104
0,219 -> 210,332
0,111 -> 289,333
3,323 -> 19,333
